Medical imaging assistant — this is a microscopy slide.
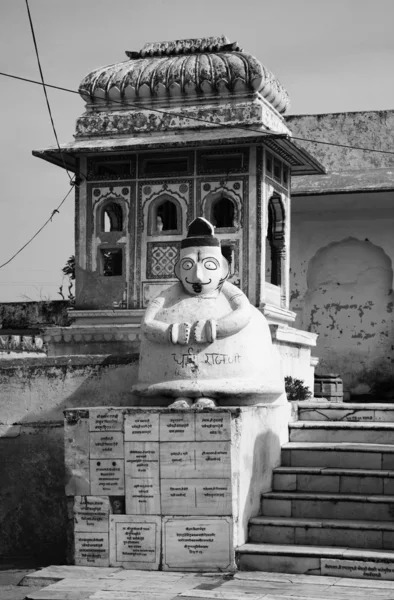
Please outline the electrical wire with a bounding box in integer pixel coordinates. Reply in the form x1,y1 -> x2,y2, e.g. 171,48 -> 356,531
24,0 -> 73,181
0,184 -> 74,270
1,70 -> 394,157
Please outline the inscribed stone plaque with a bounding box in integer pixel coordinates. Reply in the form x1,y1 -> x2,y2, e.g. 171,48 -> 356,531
195,413 -> 231,441
162,517 -> 233,571
160,442 -> 195,478
195,442 -> 231,478
125,479 -> 160,515
75,532 -> 109,567
160,413 -> 195,441
64,415 -> 90,496
124,413 -> 159,442
196,479 -> 232,515
161,479 -> 232,516
90,432 -> 124,459
321,559 -> 394,580
90,459 -> 125,495
160,480 -> 196,515
89,409 -> 124,432
74,496 -> 110,532
125,442 -> 159,479
109,515 -> 161,570
160,442 -> 231,479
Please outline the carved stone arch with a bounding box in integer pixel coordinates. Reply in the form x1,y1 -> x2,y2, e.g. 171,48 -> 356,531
147,193 -> 182,235
201,189 -> 241,231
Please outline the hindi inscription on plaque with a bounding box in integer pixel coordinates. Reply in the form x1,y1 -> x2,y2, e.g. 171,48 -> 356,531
126,479 -> 160,515
125,442 -> 159,479
124,413 -> 159,442
161,479 -> 232,515
160,413 -> 195,442
163,517 -> 233,571
90,459 -> 125,495
90,432 -> 124,459
73,496 -> 110,532
89,409 -> 124,432
75,532 -> 109,567
195,413 -> 231,441
110,515 -> 161,570
160,441 -> 231,479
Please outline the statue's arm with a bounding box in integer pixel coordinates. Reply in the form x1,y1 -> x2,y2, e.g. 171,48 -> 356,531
215,283 -> 251,338
142,295 -> 190,345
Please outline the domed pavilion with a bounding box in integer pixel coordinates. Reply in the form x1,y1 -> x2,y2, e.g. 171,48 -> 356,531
33,35 -> 323,388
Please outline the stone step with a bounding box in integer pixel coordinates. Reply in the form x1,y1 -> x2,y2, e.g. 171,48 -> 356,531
261,491 -> 394,521
289,421 -> 394,444
282,442 -> 394,469
236,543 -> 394,580
273,466 -> 394,495
249,516 -> 394,550
297,402 -> 394,423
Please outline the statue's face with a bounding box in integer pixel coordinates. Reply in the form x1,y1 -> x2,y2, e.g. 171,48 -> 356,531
176,246 -> 227,296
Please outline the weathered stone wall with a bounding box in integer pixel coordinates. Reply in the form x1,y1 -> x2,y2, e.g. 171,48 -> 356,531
0,355 -> 139,564
0,301 -> 70,330
290,192 -> 394,398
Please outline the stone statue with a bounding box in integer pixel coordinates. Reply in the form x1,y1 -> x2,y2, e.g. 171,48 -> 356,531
134,218 -> 284,408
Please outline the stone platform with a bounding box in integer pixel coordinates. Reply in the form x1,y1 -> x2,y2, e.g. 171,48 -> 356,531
64,403 -> 289,572
19,566 -> 394,600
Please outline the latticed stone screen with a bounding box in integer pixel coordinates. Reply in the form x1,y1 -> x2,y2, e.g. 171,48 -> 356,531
146,242 -> 181,279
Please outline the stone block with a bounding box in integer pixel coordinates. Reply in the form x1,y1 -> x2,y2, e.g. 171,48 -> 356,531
261,498 -> 292,517
125,441 -> 159,479
90,459 -> 125,495
162,517 -> 233,571
321,558 -> 394,580
125,478 -> 160,515
160,441 -> 231,479
89,408 -> 124,432
73,496 -> 110,533
74,532 -> 109,567
272,473 -> 297,492
90,432 -> 124,459
109,515 -> 161,570
64,411 -> 90,496
297,474 -> 340,493
195,412 -> 231,441
160,478 -> 232,516
249,524 -> 295,545
124,412 -> 159,442
340,475 -> 383,495
159,413 -> 195,442
237,552 -> 320,574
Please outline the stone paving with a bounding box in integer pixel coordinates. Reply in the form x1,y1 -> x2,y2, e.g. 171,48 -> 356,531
3,566 -> 394,600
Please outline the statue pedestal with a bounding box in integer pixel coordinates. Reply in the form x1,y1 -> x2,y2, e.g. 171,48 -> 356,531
65,402 -> 289,571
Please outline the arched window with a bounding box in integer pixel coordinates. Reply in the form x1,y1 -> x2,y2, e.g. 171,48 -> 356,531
149,196 -> 181,235
211,197 -> 235,228
266,195 -> 285,286
156,200 -> 178,231
101,202 -> 123,232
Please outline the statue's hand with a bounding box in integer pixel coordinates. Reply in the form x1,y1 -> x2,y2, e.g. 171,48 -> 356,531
192,319 -> 217,344
168,322 -> 191,345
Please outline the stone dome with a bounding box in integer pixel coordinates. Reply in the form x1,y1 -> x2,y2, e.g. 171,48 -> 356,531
79,35 -> 290,114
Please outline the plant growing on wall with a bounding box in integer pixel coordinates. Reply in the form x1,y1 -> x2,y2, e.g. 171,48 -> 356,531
285,376 -> 312,401
58,255 -> 75,303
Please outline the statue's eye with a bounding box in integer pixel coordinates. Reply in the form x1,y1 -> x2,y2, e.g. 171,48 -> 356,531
203,258 -> 219,271
181,259 -> 194,271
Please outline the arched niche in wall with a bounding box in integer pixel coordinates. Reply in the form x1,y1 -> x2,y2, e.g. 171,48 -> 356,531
202,190 -> 241,232
265,194 -> 286,287
303,237 -> 394,393
148,194 -> 182,235
101,201 -> 124,232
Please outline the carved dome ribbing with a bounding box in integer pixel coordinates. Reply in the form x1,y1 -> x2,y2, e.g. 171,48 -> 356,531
79,36 -> 290,114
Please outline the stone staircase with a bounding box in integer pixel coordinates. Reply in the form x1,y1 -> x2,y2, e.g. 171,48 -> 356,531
237,401 -> 394,580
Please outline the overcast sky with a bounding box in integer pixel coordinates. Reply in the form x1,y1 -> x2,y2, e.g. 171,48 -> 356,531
0,0 -> 393,302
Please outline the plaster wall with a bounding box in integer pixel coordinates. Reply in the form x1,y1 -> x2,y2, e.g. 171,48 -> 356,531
0,356 -> 139,564
290,191 -> 394,397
